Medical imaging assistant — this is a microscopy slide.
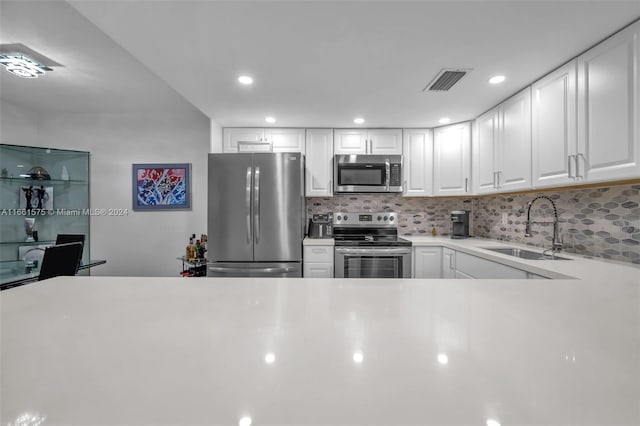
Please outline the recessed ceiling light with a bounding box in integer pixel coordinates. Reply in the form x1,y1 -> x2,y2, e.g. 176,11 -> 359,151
239,417 -> 252,426
238,75 -> 253,85
486,419 -> 501,426
489,75 -> 506,85
265,116 -> 276,124
0,54 -> 51,78
264,352 -> 276,364
437,353 -> 449,364
438,117 -> 451,125
352,351 -> 364,363
353,117 -> 365,125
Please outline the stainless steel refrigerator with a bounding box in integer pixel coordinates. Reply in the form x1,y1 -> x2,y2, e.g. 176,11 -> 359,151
207,152 -> 304,277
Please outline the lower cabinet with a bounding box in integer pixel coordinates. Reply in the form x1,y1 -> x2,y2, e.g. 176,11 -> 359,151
413,246 -> 442,278
414,246 -> 546,279
303,244 -> 334,278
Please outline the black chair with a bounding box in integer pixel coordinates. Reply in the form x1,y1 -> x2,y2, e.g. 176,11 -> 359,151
38,242 -> 84,281
55,233 -> 85,249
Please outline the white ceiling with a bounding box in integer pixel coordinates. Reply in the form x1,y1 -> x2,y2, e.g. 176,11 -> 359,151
2,1 -> 640,128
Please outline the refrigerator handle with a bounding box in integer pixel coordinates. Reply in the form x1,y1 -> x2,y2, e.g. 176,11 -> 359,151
254,166 -> 261,244
246,167 -> 252,244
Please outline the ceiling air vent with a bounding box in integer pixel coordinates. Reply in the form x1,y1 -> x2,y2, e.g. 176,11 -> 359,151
423,68 -> 471,92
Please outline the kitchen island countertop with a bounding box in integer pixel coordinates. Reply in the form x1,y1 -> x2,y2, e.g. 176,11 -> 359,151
1,261 -> 639,425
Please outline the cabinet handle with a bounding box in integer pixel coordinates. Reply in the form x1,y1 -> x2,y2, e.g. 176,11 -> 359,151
449,253 -> 454,269
576,153 -> 585,179
464,178 -> 469,193
568,155 -> 575,179
497,171 -> 502,189
493,172 -> 497,189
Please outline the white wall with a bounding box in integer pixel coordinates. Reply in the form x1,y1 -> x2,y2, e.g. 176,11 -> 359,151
1,99 -> 210,277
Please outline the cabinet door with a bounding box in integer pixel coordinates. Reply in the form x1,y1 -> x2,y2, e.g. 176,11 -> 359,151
223,128 -> 265,152
369,129 -> 403,154
473,110 -> 499,194
577,21 -> 640,183
305,129 -> 334,197
402,129 -> 433,196
334,130 -> 368,154
532,61 -> 577,188
433,122 -> 471,196
264,128 -> 306,154
413,247 -> 442,278
499,87 -> 532,192
442,248 -> 456,279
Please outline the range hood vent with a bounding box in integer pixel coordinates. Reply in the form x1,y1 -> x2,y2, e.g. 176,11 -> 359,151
423,68 -> 471,92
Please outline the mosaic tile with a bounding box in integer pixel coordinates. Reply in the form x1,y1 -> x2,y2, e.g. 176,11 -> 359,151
306,183 -> 640,264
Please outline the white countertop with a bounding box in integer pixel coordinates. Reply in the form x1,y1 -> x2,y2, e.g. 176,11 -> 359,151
2,269 -> 639,425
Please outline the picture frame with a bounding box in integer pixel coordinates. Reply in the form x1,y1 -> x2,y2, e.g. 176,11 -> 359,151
132,163 -> 191,210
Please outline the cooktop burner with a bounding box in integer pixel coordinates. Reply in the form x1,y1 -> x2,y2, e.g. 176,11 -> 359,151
332,212 -> 412,247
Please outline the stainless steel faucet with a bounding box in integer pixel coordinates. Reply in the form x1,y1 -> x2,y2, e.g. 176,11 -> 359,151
524,195 -> 563,254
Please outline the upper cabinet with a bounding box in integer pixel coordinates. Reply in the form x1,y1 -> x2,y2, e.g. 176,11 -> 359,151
402,129 -> 433,196
433,122 -> 471,196
223,128 -> 305,154
576,20 -> 640,183
532,20 -> 640,188
305,129 -> 334,197
531,60 -> 578,188
473,88 -> 532,194
334,129 -> 402,155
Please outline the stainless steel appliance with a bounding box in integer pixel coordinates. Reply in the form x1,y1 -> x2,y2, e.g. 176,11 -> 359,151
451,210 -> 471,239
333,212 -> 411,278
307,213 -> 333,238
208,152 -> 304,277
334,155 -> 403,193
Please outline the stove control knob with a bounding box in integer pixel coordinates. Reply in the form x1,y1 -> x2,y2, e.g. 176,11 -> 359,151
337,215 -> 342,221
343,215 -> 348,221
383,216 -> 388,221
389,216 -> 395,221
377,215 -> 382,221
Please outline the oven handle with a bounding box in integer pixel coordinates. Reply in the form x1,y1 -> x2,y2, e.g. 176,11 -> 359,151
336,247 -> 411,255
385,160 -> 390,191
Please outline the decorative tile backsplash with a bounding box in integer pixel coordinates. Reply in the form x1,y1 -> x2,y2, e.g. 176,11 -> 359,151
306,183 -> 640,264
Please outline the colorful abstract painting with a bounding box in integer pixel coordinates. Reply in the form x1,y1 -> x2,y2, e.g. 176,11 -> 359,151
132,163 -> 191,210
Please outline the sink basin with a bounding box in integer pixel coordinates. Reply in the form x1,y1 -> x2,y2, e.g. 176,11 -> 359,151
483,247 -> 571,260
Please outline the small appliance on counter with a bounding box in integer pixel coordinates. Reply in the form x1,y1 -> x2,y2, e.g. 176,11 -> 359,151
308,213 -> 333,238
450,210 -> 471,239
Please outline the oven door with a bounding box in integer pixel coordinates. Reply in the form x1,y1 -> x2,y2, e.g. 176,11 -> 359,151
334,247 -> 411,278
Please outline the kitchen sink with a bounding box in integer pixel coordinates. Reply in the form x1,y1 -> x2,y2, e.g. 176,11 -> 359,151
483,247 -> 571,260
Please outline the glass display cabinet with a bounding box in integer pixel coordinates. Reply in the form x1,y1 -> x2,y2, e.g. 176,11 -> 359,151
0,144 -> 90,274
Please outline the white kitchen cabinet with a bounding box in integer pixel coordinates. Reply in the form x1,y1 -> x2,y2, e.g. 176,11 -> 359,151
433,122 -> 471,196
223,128 -> 305,153
413,246 -> 441,278
577,20 -> 640,183
442,248 -> 456,279
305,129 -> 334,197
531,60 -> 578,188
402,129 -> 433,196
334,129 -> 402,155
473,88 -> 532,194
303,244 -> 334,278
455,251 -> 528,279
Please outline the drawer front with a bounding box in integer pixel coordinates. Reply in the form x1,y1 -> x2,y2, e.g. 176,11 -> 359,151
304,245 -> 334,262
303,262 -> 334,278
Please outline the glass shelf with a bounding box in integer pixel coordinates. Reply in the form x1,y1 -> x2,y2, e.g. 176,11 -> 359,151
0,177 -> 88,184
0,240 -> 55,246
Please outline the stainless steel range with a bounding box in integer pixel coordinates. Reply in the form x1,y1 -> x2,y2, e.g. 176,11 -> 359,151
333,212 -> 412,278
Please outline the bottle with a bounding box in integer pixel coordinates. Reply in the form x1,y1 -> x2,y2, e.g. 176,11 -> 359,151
431,225 -> 437,236
186,235 -> 195,260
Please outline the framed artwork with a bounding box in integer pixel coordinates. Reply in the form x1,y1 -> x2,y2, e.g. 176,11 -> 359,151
132,163 -> 191,210
19,185 -> 53,210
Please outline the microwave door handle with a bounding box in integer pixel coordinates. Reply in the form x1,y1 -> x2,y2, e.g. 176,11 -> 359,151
385,160 -> 390,190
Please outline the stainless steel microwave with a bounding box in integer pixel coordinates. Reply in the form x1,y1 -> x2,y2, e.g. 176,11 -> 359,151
334,154 -> 403,193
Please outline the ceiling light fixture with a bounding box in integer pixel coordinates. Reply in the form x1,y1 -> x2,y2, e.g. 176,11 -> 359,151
353,117 -> 365,125
238,75 -> 253,85
438,117 -> 451,125
265,116 -> 276,124
489,75 -> 506,85
0,54 -> 51,78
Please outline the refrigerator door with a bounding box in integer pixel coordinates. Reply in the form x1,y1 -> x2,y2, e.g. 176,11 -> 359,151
252,153 -> 303,262
207,261 -> 302,277
208,154 -> 254,262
